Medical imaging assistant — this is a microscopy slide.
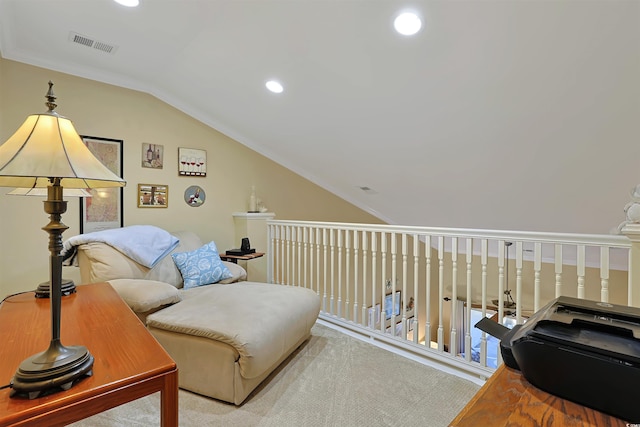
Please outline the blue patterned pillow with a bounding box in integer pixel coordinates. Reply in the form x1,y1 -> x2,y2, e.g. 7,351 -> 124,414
171,241 -> 233,289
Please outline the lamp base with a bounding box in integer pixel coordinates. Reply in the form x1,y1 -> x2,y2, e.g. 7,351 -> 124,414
35,278 -> 76,298
10,342 -> 94,399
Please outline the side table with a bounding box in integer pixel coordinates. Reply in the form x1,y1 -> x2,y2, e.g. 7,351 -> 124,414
0,282 -> 178,427
219,252 -> 265,264
449,365 -> 626,426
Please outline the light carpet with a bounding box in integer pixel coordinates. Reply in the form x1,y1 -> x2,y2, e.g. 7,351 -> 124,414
71,323 -> 480,426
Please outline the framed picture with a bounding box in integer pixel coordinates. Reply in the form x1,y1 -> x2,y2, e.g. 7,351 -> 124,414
142,143 -> 163,169
367,303 -> 381,328
384,291 -> 401,320
386,321 -> 403,336
178,147 -> 207,177
138,184 -> 168,208
80,136 -> 123,233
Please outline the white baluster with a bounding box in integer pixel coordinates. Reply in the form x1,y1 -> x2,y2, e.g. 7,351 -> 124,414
337,229 -> 343,319
534,242 -> 542,311
601,246 -> 610,302
515,241 -> 523,322
322,228 -> 328,312
286,226 -> 291,285
413,234 -> 419,344
353,230 -> 359,323
303,227 -> 308,289
371,232 -> 377,329
277,225 -> 286,285
362,231 -> 368,326
344,230 -> 350,321
381,232 -> 387,333
450,238 -> 458,356
437,236 -> 444,352
425,235 -> 432,348
297,226 -> 302,287
308,228 -> 314,293
555,244 -> 563,298
464,238 -> 472,362
480,239 -> 488,367
577,245 -> 586,299
401,234 -> 407,339
330,229 -> 335,315
391,233 -> 397,335
498,240 -> 505,322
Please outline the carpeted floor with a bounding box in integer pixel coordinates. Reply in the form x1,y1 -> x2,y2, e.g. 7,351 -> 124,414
70,323 -> 480,426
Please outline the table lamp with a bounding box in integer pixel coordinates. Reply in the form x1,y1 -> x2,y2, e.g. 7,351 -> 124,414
0,81 -> 126,398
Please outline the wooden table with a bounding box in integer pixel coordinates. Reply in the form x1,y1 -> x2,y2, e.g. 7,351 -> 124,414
450,365 -> 627,427
0,282 -> 178,427
219,252 -> 264,263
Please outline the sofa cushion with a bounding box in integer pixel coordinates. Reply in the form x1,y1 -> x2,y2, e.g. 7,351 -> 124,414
146,282 -> 321,379
108,279 -> 181,313
78,242 -> 148,283
145,230 -> 204,288
171,241 -> 233,289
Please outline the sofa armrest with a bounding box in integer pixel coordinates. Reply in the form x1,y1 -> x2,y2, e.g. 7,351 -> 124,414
107,279 -> 181,313
218,261 -> 247,284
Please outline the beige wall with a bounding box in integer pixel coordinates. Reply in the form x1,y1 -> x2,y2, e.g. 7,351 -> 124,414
0,58 -> 383,298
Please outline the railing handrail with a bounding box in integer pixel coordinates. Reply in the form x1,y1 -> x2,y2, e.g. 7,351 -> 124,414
267,219 -> 631,248
266,219 -> 635,381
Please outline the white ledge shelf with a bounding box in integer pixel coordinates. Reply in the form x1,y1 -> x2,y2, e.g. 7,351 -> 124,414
232,212 -> 275,219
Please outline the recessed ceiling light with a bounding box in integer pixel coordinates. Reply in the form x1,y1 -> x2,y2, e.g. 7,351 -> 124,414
394,12 -> 422,36
114,0 -> 139,7
266,80 -> 284,94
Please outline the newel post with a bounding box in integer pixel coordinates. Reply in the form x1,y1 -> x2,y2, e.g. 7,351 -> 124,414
621,223 -> 640,307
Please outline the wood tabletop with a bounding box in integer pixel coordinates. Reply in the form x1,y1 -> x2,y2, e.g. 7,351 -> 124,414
450,365 -> 628,427
220,252 -> 264,261
0,282 -> 178,426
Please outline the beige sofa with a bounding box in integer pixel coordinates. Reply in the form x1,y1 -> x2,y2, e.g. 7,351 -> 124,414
76,230 -> 320,405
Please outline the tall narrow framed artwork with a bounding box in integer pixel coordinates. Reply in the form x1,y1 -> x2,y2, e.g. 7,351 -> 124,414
142,143 -> 164,169
80,136 -> 124,233
178,147 -> 207,177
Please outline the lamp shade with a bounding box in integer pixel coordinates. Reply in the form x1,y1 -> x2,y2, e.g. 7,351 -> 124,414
0,112 -> 125,189
7,187 -> 93,197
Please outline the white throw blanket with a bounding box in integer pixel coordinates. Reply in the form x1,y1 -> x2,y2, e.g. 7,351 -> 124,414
62,225 -> 179,268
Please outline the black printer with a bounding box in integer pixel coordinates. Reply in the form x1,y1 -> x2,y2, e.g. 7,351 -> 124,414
476,296 -> 640,422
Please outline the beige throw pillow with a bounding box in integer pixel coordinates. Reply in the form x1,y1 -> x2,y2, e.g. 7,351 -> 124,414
108,279 -> 181,313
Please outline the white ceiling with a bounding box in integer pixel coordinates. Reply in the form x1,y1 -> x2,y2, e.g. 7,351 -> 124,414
1,0 -> 638,234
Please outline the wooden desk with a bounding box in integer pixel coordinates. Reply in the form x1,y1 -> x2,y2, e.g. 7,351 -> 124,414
450,365 -> 627,427
0,283 -> 178,427
219,252 -> 264,263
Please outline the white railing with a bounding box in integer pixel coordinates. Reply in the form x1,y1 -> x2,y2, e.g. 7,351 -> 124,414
266,220 -> 633,379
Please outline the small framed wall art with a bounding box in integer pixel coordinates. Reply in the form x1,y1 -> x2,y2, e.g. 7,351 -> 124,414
142,143 -> 163,169
178,147 -> 207,177
138,184 -> 168,208
184,185 -> 206,207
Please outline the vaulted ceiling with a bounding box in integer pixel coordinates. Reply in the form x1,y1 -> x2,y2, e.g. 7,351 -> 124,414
1,0 -> 638,234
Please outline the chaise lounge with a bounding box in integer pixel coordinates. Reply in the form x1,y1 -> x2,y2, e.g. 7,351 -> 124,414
73,226 -> 320,405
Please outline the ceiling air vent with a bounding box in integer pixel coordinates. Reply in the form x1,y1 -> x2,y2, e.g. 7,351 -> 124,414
358,186 -> 378,195
68,32 -> 118,54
